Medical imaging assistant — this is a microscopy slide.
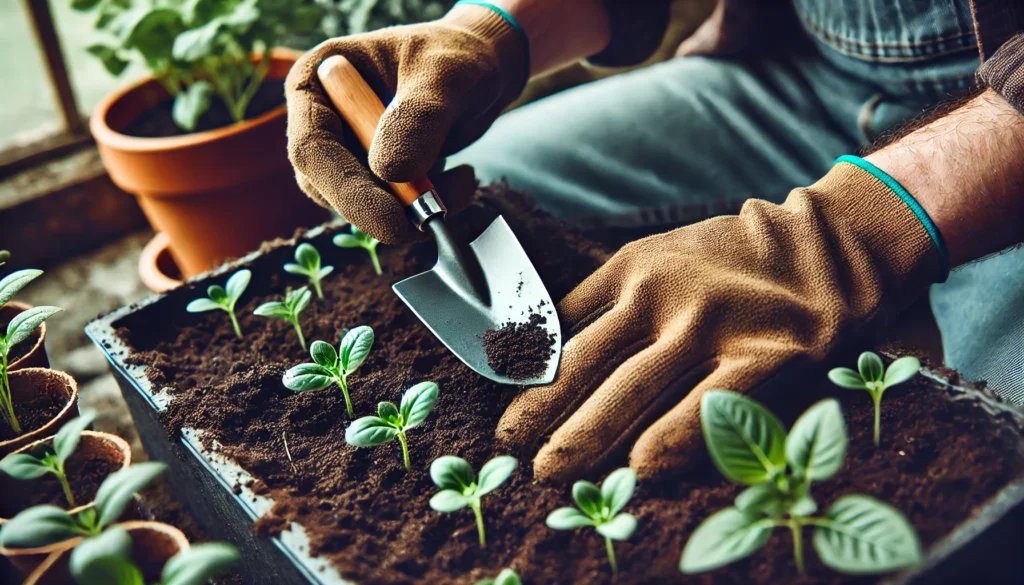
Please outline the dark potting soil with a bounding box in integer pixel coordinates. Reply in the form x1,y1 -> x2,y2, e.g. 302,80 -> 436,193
121,79 -> 286,138
115,184 -> 1024,585
482,312 -> 556,380
0,381 -> 65,442
0,447 -> 121,517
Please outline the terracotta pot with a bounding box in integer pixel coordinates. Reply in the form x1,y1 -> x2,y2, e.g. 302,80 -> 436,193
23,521 -> 190,585
91,48 -> 330,278
138,232 -> 184,293
0,302 -> 50,371
0,369 -> 78,457
0,431 -> 132,522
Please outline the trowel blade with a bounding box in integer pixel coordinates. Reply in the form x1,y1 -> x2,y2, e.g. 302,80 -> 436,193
392,216 -> 561,385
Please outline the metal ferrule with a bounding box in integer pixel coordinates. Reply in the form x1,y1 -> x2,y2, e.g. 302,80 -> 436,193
408,190 -> 447,230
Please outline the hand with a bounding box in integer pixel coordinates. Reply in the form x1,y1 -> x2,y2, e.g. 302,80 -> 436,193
285,4 -> 528,244
496,161 -> 947,481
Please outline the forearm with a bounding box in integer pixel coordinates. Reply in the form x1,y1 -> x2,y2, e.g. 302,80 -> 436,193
866,90 -> 1024,267
487,0 -> 610,75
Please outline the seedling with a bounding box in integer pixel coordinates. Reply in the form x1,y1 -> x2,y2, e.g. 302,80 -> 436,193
186,269 -> 250,339
0,413 -> 95,507
0,250 -> 9,266
70,525 -> 238,585
283,326 -> 374,416
429,455 -> 518,547
346,382 -> 438,470
285,243 -> 334,299
0,268 -> 62,435
547,467 -> 637,574
254,286 -> 312,350
475,568 -> 521,585
828,351 -> 920,446
0,461 -> 167,548
680,391 -> 921,576
334,226 -> 382,275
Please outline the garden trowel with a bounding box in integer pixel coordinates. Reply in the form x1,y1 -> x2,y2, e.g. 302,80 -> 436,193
317,55 -> 560,386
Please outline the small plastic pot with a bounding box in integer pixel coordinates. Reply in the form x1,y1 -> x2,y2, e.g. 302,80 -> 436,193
0,431 -> 132,522
138,232 -> 184,294
0,302 -> 50,371
23,521 -> 190,585
0,369 -> 78,457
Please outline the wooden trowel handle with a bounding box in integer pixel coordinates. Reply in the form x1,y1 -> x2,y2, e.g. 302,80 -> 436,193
317,55 -> 435,207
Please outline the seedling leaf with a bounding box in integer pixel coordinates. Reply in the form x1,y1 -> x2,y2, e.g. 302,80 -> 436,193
310,340 -> 337,368
69,526 -> 138,585
173,80 -> 214,131
94,462 -> 166,528
429,489 -> 469,512
207,285 -> 227,303
476,455 -> 517,496
572,481 -> 603,518
225,269 -> 250,304
680,507 -> 773,573
340,326 -> 374,372
186,298 -> 221,313
253,302 -> 291,319
884,356 -> 920,388
161,542 -> 240,585
0,453 -> 51,479
282,364 -> 334,392
601,467 -> 637,517
786,398 -> 847,481
55,412 -> 95,464
827,367 -> 866,390
430,456 -> 475,491
813,495 -> 922,573
858,352 -> 884,383
546,507 -> 596,530
399,381 -> 438,428
0,269 -> 42,308
0,505 -> 83,548
701,391 -> 786,485
733,483 -> 783,517
596,513 -> 637,541
7,306 -> 62,347
378,402 -> 400,421
476,568 -> 522,585
295,243 -> 319,268
345,417 -> 399,446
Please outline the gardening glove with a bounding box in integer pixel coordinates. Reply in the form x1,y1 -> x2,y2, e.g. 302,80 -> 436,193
497,157 -> 949,482
285,3 -> 529,244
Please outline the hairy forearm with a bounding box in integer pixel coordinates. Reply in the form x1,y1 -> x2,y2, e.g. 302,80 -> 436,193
866,90 -> 1024,267
490,0 -> 610,75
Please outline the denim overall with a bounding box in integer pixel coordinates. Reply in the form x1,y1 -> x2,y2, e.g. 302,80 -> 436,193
452,0 -> 1024,400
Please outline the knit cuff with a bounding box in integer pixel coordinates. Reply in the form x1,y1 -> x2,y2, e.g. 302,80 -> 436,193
450,1 -> 530,88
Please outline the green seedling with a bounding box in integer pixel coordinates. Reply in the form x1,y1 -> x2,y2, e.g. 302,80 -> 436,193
254,286 -> 312,350
0,250 -> 9,266
828,351 -> 920,446
70,525 -> 238,585
334,226 -> 382,275
346,382 -> 438,471
680,391 -> 921,576
283,326 -> 374,416
285,243 -> 333,299
429,455 -> 518,547
186,269 -> 250,339
0,461 -> 167,549
0,413 -> 95,507
0,269 -> 62,435
547,467 -> 637,574
476,568 -> 521,585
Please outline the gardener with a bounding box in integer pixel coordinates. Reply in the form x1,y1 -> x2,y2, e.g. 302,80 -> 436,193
286,0 -> 1024,481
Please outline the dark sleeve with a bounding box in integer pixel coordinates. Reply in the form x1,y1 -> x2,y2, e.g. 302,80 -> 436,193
972,0 -> 1024,114
586,0 -> 672,67
977,34 -> 1024,114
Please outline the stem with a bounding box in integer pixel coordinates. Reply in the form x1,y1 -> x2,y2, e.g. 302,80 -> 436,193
367,246 -> 382,275
471,501 -> 486,547
337,374 -> 353,417
789,519 -> 805,574
0,354 -> 20,436
228,310 -> 242,339
56,467 -> 75,508
293,321 -> 307,351
872,391 -> 882,447
313,279 -> 324,299
397,431 -> 411,471
605,536 -> 618,574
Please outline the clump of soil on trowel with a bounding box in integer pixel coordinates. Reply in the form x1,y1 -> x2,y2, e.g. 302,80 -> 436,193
116,182 -> 1024,585
483,312 -> 556,380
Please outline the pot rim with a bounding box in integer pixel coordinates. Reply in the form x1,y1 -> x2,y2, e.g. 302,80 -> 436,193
89,47 -> 301,154
2,301 -> 47,371
0,430 -> 133,523
0,369 -> 79,451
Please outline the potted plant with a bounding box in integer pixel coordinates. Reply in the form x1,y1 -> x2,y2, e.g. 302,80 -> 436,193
86,185 -> 1024,585
79,0 -> 333,278
0,369 -> 79,457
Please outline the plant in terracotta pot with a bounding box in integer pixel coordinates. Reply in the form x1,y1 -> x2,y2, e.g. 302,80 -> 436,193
79,0 -> 334,278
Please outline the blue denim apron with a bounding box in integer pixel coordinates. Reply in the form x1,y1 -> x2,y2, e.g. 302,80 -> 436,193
453,1 -> 1022,400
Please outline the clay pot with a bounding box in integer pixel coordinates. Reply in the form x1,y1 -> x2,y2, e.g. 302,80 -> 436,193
0,302 -> 50,371
91,48 -> 330,278
0,431 -> 132,522
0,369 -> 78,457
138,232 -> 184,293
23,521 -> 190,585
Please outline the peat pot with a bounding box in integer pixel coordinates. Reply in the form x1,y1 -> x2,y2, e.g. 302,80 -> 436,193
1,302 -> 50,370
0,369 -> 78,457
85,209 -> 1024,585
90,48 -> 330,278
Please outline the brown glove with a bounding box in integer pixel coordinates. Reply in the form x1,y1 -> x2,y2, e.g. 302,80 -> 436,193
497,159 -> 948,481
285,4 -> 528,244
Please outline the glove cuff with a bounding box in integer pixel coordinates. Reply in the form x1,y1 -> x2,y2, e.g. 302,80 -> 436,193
446,1 -> 530,95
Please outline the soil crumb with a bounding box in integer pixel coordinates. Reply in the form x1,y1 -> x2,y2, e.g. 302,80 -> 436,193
482,312 -> 556,380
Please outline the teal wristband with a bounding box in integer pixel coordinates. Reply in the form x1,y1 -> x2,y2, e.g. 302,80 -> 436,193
835,154 -> 949,282
454,0 -> 531,76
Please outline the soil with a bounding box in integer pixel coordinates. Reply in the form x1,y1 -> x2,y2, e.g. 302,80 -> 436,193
122,80 -> 286,138
0,380 -> 65,442
0,445 -> 122,517
114,184 -> 1024,585
482,312 -> 556,380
